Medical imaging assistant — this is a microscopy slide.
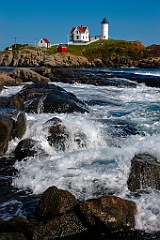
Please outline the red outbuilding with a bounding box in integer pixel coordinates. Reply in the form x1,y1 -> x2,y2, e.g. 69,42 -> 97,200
57,44 -> 67,53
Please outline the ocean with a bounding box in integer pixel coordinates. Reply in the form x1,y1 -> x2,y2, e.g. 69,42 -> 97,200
0,67 -> 160,233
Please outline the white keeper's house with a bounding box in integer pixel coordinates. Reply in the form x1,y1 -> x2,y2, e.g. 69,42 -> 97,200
70,25 -> 90,43
69,18 -> 109,45
38,38 -> 51,48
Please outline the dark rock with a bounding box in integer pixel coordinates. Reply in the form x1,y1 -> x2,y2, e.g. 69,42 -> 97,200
77,195 -> 137,231
0,232 -> 27,240
28,211 -> 87,240
0,109 -> 26,155
1,216 -> 29,233
46,117 -> 69,151
11,111 -> 26,139
17,83 -> 88,114
127,153 -> 160,191
0,217 -> 29,239
14,138 -> 37,160
37,186 -> 77,218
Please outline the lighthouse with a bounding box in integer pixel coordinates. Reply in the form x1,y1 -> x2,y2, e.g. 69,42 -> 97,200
101,17 -> 109,40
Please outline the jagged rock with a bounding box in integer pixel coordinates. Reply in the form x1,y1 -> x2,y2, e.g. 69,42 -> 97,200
46,117 -> 69,151
77,195 -> 137,231
37,186 -> 77,218
14,138 -> 37,160
0,109 -> 26,155
127,153 -> 160,191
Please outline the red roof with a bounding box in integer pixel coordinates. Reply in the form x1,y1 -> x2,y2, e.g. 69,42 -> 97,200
42,38 -> 50,44
70,27 -> 76,34
70,26 -> 87,34
78,26 -> 87,33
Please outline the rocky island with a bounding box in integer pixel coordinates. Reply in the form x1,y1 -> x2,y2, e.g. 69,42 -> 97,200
0,40 -> 160,68
0,40 -> 160,239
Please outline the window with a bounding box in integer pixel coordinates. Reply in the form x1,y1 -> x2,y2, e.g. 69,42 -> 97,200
76,36 -> 79,39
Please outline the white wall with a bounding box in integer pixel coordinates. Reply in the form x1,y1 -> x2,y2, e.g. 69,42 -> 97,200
101,23 -> 109,40
38,39 -> 51,48
72,28 -> 89,42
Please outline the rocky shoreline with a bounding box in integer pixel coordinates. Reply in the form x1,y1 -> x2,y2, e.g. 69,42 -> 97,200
0,62 -> 160,239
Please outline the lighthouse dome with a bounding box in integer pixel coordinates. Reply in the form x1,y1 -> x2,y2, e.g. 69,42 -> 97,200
101,17 -> 109,24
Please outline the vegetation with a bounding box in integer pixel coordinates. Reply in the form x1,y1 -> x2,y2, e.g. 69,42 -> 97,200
4,40 -> 160,62
57,40 -> 144,60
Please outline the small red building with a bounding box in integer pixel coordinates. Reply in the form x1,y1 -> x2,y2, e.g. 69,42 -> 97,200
57,44 -> 67,53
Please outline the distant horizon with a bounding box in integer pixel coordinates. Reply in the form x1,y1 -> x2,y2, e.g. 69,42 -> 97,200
0,0 -> 159,50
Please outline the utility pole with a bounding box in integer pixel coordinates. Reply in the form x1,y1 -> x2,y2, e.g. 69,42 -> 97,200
14,37 -> 17,49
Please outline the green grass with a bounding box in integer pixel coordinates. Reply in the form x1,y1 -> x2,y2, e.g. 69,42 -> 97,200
4,40 -> 145,61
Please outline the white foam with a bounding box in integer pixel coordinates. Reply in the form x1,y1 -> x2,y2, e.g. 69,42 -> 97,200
2,70 -> 159,232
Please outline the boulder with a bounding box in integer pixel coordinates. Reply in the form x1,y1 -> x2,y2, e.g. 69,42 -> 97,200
14,138 -> 37,160
46,117 -> 69,151
77,195 -> 137,231
0,109 -> 26,155
127,153 -> 160,191
17,83 -> 88,114
37,186 -> 77,218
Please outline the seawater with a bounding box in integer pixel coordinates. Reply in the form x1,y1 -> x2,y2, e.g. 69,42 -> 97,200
0,67 -> 160,232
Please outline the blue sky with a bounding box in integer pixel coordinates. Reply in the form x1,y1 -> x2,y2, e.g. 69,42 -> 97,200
0,0 -> 159,50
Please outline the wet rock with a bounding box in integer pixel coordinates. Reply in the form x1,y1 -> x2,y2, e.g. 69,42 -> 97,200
127,153 -> 160,191
0,232 -> 27,240
46,117 -> 69,151
77,195 -> 137,231
11,111 -> 26,139
17,83 -> 88,114
28,211 -> 87,240
37,186 -> 77,218
14,138 -> 37,160
0,94 -> 24,111
0,109 -> 26,155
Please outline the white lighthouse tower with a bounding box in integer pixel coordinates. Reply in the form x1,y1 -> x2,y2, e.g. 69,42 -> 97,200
101,17 -> 109,40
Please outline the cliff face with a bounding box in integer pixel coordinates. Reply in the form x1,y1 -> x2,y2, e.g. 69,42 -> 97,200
0,50 -> 91,68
